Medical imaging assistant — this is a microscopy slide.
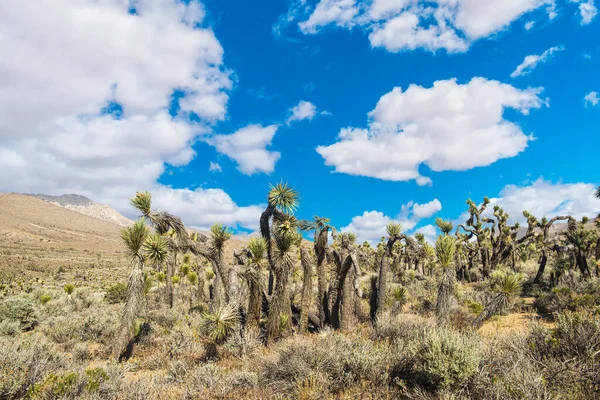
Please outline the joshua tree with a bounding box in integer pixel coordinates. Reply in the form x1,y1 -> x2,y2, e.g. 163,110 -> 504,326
245,237 -> 267,331
457,197 -> 492,277
260,183 -> 299,295
112,218 -> 150,359
473,270 -> 523,328
199,303 -> 238,359
564,217 -> 595,280
299,216 -> 333,328
208,224 -> 233,309
130,192 -> 187,308
266,218 -> 301,344
374,222 -> 403,323
533,215 -> 571,283
435,233 -> 456,327
298,246 -> 314,333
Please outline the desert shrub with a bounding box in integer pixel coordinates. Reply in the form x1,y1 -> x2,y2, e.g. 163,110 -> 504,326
0,295 -> 37,331
471,334 -> 549,399
447,307 -> 475,332
0,334 -> 64,399
64,283 -> 76,295
43,311 -> 119,349
186,363 -> 258,398
0,319 -> 21,336
104,282 -> 128,304
550,311 -> 600,359
392,328 -> 481,391
372,312 -> 432,342
260,332 -> 388,395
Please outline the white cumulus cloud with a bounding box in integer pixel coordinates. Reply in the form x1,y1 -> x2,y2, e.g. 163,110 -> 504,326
209,162 -> 223,172
293,0 -> 558,53
207,124 -> 281,175
584,91 -> 599,106
511,45 -> 564,78
287,100 -> 318,123
317,78 -> 545,184
0,0 -> 263,229
487,178 -> 599,223
341,198 -> 442,242
572,0 -> 598,24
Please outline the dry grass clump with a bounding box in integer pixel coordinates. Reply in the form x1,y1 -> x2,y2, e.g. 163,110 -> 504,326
260,330 -> 391,397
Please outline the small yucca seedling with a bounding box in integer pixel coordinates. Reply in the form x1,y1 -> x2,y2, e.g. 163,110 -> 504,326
394,285 -> 408,305
39,294 -> 52,305
187,271 -> 198,286
156,272 -> 166,284
180,263 -> 191,277
205,268 -> 215,281
172,276 -> 180,285
64,283 -> 76,295
200,304 -> 238,344
279,313 -> 290,333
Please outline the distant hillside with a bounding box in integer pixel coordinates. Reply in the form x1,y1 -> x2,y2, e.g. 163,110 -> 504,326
26,193 -> 133,227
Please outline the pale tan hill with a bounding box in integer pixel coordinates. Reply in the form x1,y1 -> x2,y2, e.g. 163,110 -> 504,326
0,194 -> 253,287
27,193 -> 133,227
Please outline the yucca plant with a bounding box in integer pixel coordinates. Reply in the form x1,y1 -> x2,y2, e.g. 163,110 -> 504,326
473,270 -> 524,328
247,237 -> 267,330
435,218 -> 453,235
209,223 -> 233,309
200,303 -> 238,344
435,235 -> 456,327
112,218 -> 148,359
268,182 -> 299,214
375,222 -> 403,323
143,233 -> 168,270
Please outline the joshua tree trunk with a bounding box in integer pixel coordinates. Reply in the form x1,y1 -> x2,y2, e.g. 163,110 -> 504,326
534,249 -> 548,284
575,249 -> 592,280
112,259 -> 144,359
340,268 -> 354,330
260,204 -> 276,295
266,259 -> 292,344
247,276 -> 262,331
299,247 -> 313,333
166,254 -> 175,308
375,253 -> 389,323
213,270 -> 222,310
435,269 -> 453,327
197,270 -> 205,303
315,229 -> 328,328
473,294 -> 505,329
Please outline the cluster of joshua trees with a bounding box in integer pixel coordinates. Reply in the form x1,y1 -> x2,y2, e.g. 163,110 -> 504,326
112,183 -> 600,359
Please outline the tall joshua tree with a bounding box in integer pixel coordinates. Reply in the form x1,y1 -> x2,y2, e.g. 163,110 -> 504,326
208,223 -> 233,309
299,216 -> 332,328
245,237 -> 267,331
435,232 -> 456,327
112,219 -> 151,359
260,183 -> 299,295
298,246 -> 314,333
375,222 -> 402,323
130,192 -> 187,308
266,220 -> 301,344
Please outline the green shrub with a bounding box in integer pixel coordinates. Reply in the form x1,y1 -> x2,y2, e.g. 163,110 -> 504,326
0,296 -> 37,331
394,329 -> 481,391
0,319 -> 21,336
104,282 -> 128,304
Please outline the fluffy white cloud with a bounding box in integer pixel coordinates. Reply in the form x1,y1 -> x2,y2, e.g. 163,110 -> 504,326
0,0 -> 263,230
341,198 -> 442,242
295,0 -> 556,53
150,187 -> 263,231
317,78 -> 545,184
584,91 -> 599,106
524,20 -> 536,30
299,0 -> 359,33
511,45 -> 564,78
209,162 -> 223,172
207,124 -> 281,175
573,0 -> 598,24
487,178 -> 599,223
287,100 -> 318,123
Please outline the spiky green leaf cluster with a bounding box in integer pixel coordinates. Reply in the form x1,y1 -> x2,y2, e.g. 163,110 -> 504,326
490,270 -> 524,298
200,304 -> 238,343
187,271 -> 198,286
210,223 -> 233,249
435,235 -> 456,269
121,218 -> 149,258
143,233 -> 168,264
130,191 -> 152,216
248,237 -> 267,265
386,222 -> 402,238
435,218 -> 453,235
268,182 -> 299,213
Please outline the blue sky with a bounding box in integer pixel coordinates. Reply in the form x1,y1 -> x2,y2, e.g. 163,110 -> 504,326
0,0 -> 599,242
